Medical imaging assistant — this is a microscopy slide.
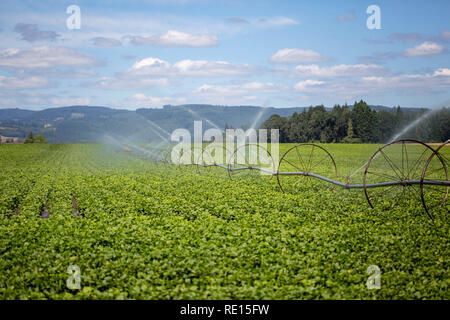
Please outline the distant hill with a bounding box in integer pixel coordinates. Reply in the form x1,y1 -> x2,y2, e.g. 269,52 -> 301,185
0,104 -> 425,143
0,108 -> 34,120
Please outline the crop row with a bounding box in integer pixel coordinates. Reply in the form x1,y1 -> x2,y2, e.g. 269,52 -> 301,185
0,143 -> 448,299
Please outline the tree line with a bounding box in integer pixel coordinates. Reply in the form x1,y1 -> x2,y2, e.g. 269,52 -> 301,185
24,132 -> 47,144
260,100 -> 449,143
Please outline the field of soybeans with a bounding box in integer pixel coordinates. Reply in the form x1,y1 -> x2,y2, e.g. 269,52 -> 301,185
0,143 -> 448,299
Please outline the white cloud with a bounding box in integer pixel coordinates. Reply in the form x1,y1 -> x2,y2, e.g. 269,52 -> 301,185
294,80 -> 325,91
291,68 -> 450,101
0,98 -> 17,107
87,76 -> 169,90
127,30 -> 219,47
292,64 -> 384,77
121,93 -> 186,108
359,72 -> 450,92
270,49 -> 326,64
256,16 -> 299,27
50,97 -> 90,106
404,42 -> 444,57
434,68 -> 450,76
91,37 -> 121,47
28,97 -> 46,105
189,81 -> 285,105
193,82 -> 281,96
0,75 -> 49,89
14,23 -> 59,42
86,57 -> 258,90
131,57 -> 170,70
126,57 -> 257,77
172,60 -> 254,76
17,68 -> 97,79
0,46 -> 100,68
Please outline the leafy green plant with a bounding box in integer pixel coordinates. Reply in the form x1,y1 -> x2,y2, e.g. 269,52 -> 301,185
0,143 -> 448,299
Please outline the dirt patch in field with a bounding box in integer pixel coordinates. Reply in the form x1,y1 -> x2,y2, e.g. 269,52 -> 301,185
72,195 -> 81,217
41,204 -> 50,219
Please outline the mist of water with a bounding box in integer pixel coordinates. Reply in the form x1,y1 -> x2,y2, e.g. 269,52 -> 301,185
388,108 -> 438,142
249,108 -> 267,131
348,107 -> 442,179
186,107 -> 221,130
101,132 -> 172,163
145,119 -> 171,141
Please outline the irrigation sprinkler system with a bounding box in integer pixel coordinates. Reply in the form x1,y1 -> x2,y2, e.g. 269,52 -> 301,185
144,139 -> 449,219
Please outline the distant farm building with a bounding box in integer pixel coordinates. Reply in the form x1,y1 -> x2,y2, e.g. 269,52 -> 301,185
0,135 -> 22,143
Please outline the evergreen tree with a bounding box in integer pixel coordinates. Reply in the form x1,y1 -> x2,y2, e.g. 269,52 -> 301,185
346,118 -> 354,139
260,114 -> 289,142
351,100 -> 378,142
259,103 -> 449,144
24,132 -> 34,144
377,110 -> 396,142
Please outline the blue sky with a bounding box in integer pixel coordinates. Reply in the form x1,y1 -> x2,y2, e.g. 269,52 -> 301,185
0,0 -> 449,110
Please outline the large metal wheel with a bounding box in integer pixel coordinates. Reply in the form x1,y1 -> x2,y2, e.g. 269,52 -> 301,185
420,139 -> 449,219
196,143 -> 233,177
363,139 -> 446,211
161,145 -> 174,164
227,143 -> 275,180
170,145 -> 203,169
276,144 -> 338,194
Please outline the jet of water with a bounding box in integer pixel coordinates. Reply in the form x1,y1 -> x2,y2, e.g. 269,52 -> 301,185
246,108 -> 267,135
186,107 -> 221,130
103,134 -> 166,160
145,119 -> 171,140
349,106 -> 442,179
388,108 -> 438,142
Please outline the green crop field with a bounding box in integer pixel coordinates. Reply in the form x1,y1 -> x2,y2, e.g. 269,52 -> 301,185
0,143 -> 448,299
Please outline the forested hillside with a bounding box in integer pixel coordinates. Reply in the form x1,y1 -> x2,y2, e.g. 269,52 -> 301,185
260,100 -> 449,143
0,102 -> 446,143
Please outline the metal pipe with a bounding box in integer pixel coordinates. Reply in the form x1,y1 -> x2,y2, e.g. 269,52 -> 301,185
196,163 -> 449,189
273,171 -> 449,189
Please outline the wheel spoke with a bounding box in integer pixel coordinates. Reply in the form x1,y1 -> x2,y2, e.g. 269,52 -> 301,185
380,149 -> 403,180
367,170 -> 400,182
370,184 -> 399,199
282,158 -> 302,172
307,145 -> 315,173
408,148 -> 429,179
309,154 -> 330,172
424,166 -> 445,175
423,185 -> 449,194
402,141 -> 405,177
405,142 -> 409,179
295,147 -> 307,172
406,184 -> 422,200
279,145 -> 336,193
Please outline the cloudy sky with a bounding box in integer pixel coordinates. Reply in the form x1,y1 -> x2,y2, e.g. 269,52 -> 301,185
0,0 -> 449,110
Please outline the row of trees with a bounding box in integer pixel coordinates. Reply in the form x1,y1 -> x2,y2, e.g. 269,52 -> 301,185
260,100 -> 449,143
24,132 -> 47,144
